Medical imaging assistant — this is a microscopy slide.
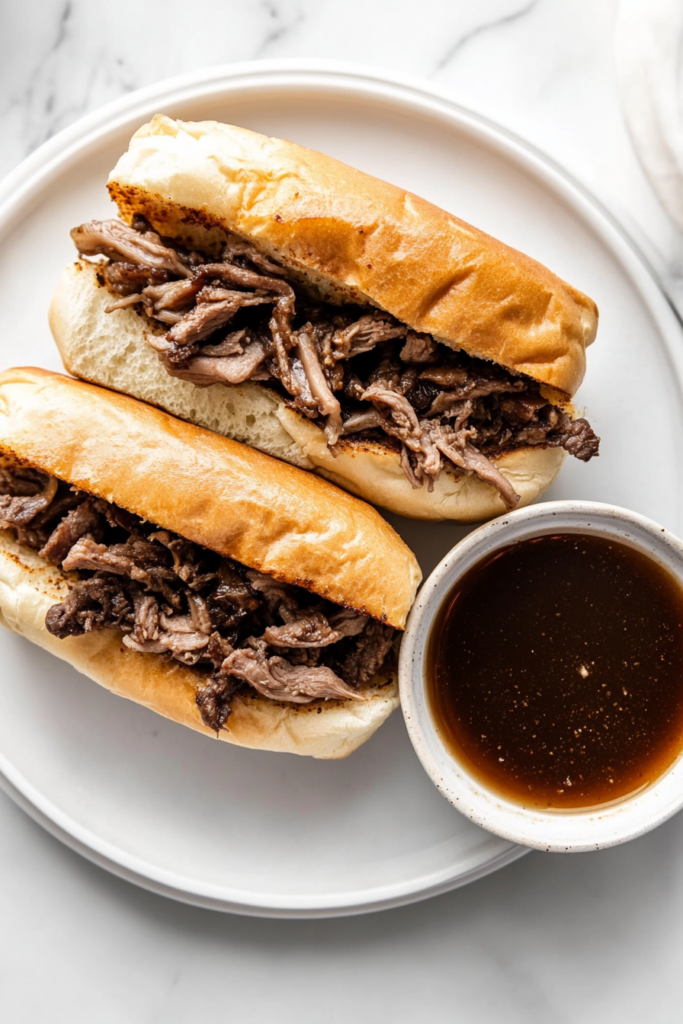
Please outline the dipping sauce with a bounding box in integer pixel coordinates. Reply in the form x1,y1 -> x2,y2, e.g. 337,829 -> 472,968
427,533 -> 683,809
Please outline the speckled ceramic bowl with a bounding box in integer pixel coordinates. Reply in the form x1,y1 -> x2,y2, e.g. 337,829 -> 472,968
399,501 -> 683,852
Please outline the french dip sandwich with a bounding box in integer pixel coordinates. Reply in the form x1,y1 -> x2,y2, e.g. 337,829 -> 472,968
51,115 -> 600,522
0,368 -> 420,759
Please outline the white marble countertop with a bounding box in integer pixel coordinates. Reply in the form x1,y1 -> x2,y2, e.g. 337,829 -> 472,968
2,2 -> 683,1021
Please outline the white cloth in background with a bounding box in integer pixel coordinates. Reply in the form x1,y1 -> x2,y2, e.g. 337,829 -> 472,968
617,0 -> 683,231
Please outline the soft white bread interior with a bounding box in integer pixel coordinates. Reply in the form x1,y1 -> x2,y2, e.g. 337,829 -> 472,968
0,367 -> 420,628
51,260 -> 314,471
109,115 -> 598,397
0,531 -> 398,759
51,261 -> 566,522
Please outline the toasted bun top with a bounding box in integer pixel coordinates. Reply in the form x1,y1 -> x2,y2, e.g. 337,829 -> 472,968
109,115 -> 598,397
0,368 -> 420,628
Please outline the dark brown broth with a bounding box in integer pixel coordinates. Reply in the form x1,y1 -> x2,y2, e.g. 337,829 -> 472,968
427,533 -> 683,809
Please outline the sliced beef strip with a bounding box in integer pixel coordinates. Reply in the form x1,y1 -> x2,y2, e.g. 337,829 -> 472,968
166,299 -> 245,351
38,498 -> 105,564
547,414 -> 600,461
143,278 -> 201,312
0,470 -> 82,550
103,261 -> 170,296
121,635 -> 172,655
162,337 -> 268,387
131,592 -> 160,642
184,263 -> 296,385
208,563 -> 261,634
62,535 -> 134,576
195,656 -> 244,733
28,489 -> 85,533
416,366 -> 468,389
222,236 -> 287,277
0,463 -> 52,497
196,676 -> 239,731
188,594 -> 213,634
296,330 -> 342,443
498,394 -> 551,424
105,293 -> 146,313
400,444 -> 422,489
72,217 -> 600,497
0,492 -> 54,527
268,658 -> 364,701
72,220 -> 191,278
194,261 -> 296,300
199,328 -> 248,358
331,313 -> 407,361
92,500 -> 142,533
0,474 -> 58,527
325,618 -> 395,689
361,384 -> 421,444
328,610 -> 369,637
431,425 -> 521,512
264,611 -> 344,648
124,623 -> 210,661
149,531 -> 218,591
122,599 -> 213,662
60,532 -> 183,609
400,332 -> 437,364
245,569 -> 304,621
223,646 -> 362,703
45,575 -> 134,639
342,409 -> 385,434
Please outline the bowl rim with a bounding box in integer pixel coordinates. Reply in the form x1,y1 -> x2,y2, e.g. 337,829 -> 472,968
399,499 -> 683,852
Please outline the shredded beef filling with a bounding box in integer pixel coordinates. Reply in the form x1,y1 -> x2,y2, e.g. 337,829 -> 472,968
72,217 -> 600,511
0,461 -> 394,731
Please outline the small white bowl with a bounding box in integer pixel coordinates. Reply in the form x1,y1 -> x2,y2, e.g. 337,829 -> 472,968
399,501 -> 683,852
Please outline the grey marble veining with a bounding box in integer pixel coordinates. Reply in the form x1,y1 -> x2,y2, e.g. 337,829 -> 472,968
2,0 -> 678,270
1,3 -> 683,1022
0,0 -> 533,171
433,0 -> 541,73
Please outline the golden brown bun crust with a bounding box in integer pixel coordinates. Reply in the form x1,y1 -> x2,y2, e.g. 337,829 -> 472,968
0,368 -> 420,628
0,533 -> 398,758
50,261 -> 563,523
109,115 -> 598,396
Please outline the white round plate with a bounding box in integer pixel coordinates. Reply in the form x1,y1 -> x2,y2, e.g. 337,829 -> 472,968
0,61 -> 681,918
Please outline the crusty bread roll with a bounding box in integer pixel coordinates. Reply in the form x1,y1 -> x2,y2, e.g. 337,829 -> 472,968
51,115 -> 597,521
110,116 -> 597,395
0,367 -> 420,758
52,260 -> 567,522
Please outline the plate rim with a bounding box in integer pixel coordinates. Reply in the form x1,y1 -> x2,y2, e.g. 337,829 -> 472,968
0,767 -> 528,918
0,59 -> 680,917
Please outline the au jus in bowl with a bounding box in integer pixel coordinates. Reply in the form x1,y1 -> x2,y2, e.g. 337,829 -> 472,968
400,502 -> 683,851
427,531 -> 683,810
